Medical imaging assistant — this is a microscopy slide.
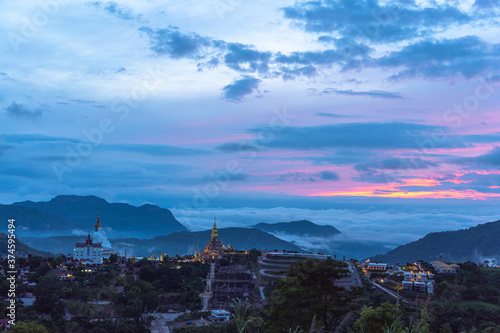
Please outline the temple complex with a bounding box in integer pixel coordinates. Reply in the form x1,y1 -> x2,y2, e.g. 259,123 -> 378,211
196,218 -> 226,263
73,212 -> 116,264
197,218 -> 255,310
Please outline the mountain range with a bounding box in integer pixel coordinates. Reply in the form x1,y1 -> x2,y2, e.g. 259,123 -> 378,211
21,227 -> 302,257
11,195 -> 186,238
5,195 -> 498,263
369,220 -> 500,264
251,220 -> 341,237
0,233 -> 53,257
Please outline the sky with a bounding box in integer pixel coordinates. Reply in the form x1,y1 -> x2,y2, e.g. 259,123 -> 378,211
1,0 -> 500,243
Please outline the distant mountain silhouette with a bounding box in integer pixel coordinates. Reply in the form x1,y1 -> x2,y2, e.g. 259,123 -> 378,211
0,233 -> 52,257
21,227 -> 303,257
370,220 -> 500,264
13,195 -> 187,238
251,220 -> 341,237
0,204 -> 77,235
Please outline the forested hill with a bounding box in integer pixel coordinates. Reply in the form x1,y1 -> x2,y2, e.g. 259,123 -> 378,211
251,220 -> 341,237
370,220 -> 500,264
21,227 -> 303,257
12,195 -> 186,237
0,233 -> 52,257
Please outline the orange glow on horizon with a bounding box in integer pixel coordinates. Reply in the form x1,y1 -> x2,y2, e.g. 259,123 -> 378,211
401,178 -> 441,187
314,189 -> 500,199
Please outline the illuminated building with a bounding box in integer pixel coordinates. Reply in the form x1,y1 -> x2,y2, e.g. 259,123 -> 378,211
197,218 -> 225,263
73,212 -> 116,265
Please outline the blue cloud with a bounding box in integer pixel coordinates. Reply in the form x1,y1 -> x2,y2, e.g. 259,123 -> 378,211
4,102 -> 42,120
222,76 -> 262,102
277,170 -> 340,182
140,26 -> 225,59
224,43 -> 272,74
282,0 -> 471,43
319,88 -> 403,99
375,36 -> 500,80
355,157 -> 439,172
103,1 -> 134,20
320,170 -> 340,181
458,146 -> 500,167
0,134 -> 209,157
316,112 -> 363,119
215,122 -> 468,153
92,1 -> 137,20
102,143 -> 210,156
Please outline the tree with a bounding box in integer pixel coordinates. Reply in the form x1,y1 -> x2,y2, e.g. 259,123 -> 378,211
354,302 -> 398,333
229,298 -> 263,333
108,254 -> 118,264
266,259 -> 363,332
51,256 -> 63,268
33,275 -> 64,314
11,321 -> 49,332
249,249 -> 261,263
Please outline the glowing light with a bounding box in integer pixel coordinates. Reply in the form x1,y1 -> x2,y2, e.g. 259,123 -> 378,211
316,188 -> 500,200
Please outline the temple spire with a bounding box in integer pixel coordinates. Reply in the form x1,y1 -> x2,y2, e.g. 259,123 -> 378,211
211,217 -> 218,240
95,211 -> 102,232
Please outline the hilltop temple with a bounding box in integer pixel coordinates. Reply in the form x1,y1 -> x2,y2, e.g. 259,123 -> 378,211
196,218 -> 226,263
195,218 -> 249,263
74,212 -> 115,264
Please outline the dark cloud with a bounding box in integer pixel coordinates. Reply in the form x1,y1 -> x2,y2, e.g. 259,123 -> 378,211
353,157 -> 438,184
320,170 -> 340,181
92,1 -> 138,20
71,99 -> 96,104
355,157 -> 439,172
202,171 -> 250,183
139,8 -> 498,99
277,170 -> 339,182
457,146 -> 500,167
0,134 -> 79,144
0,73 -> 13,81
282,0 -> 471,43
4,102 -> 42,120
103,2 -> 134,20
477,146 -> 500,165
464,134 -> 500,144
315,112 -> 364,119
224,43 -> 272,74
279,65 -> 317,80
102,143 -> 210,156
217,122 -> 463,151
0,134 -> 209,157
397,172 -> 500,195
375,36 -> 500,80
310,150 -> 375,166
274,38 -> 372,73
354,172 -> 400,184
140,26 -> 225,59
458,172 -> 500,191
319,88 -> 402,99
222,76 -> 262,102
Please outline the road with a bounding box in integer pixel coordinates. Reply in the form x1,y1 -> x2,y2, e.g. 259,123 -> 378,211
150,312 -> 184,333
370,281 -> 405,302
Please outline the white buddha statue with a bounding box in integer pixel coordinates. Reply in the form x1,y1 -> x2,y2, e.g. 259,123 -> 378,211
92,212 -> 113,249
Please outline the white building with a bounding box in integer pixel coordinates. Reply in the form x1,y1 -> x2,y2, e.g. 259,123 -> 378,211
74,213 -> 115,265
208,309 -> 231,323
74,234 -> 104,264
402,270 -> 434,293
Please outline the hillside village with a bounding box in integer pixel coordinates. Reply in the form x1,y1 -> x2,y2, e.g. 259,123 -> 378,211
2,215 -> 500,332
